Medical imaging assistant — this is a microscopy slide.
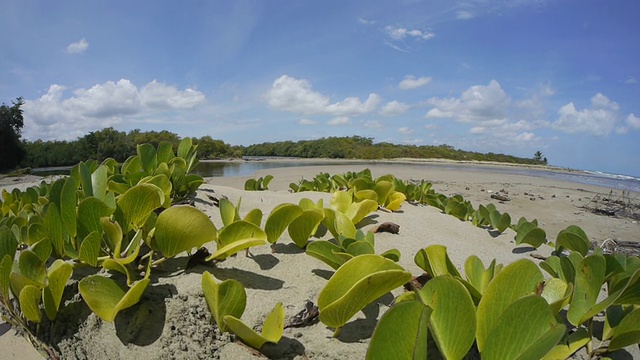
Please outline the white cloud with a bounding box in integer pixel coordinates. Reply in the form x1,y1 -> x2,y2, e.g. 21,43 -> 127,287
402,138 -> 424,145
398,126 -> 414,135
624,76 -> 637,84
384,26 -> 435,41
380,101 -> 410,116
23,79 -> 206,140
328,116 -> 351,126
358,18 -> 375,25
424,123 -> 438,130
266,75 -> 380,116
141,80 -> 205,109
66,38 -> 89,54
425,80 -> 510,123
456,11 -> 475,19
299,118 -> 318,125
469,126 -> 486,134
626,113 -> 640,129
399,75 -> 432,90
552,93 -> 621,135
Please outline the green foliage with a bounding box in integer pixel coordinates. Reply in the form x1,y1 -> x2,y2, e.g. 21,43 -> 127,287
202,271 -> 246,333
0,98 -> 26,171
224,302 -> 285,350
555,225 -> 590,255
244,175 -> 274,191
317,254 -> 411,334
78,276 -> 150,322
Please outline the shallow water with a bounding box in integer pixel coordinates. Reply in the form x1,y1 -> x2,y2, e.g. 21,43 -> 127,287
32,159 -> 640,193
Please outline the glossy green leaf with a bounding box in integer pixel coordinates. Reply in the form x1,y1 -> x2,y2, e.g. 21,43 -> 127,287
156,141 -> 175,164
515,221 -> 547,248
366,300 -> 430,360
78,275 -> 150,322
223,302 -> 284,349
464,256 -> 501,300
380,248 -> 401,262
306,241 -> 346,270
265,203 -> 303,244
79,231 -> 102,267
414,245 -> 461,278
556,225 -> 590,256
77,197 -> 114,239
318,254 -> 411,330
19,284 -> 42,323
322,208 -> 356,240
567,253 -> 606,326
100,217 -> 123,256
43,203 -> 64,256
287,208 -> 325,248
476,259 -> 543,352
540,278 -> 572,314
541,328 -> 590,360
482,296 -> 565,360
102,259 -> 134,286
609,307 -> 640,351
0,226 -> 18,262
202,271 -> 246,333
418,276 -> 476,359
11,250 -> 47,297
489,210 -> 511,233
177,137 -> 193,159
243,208 -> 263,227
60,177 -> 77,238
43,259 -> 73,320
117,183 -> 164,232
0,255 -> 13,300
154,205 -> 217,258
219,198 -> 238,227
91,165 -> 109,201
26,222 -> 47,246
138,143 -> 157,174
374,181 -> 393,206
354,189 -> 378,202
345,199 -> 378,225
603,305 -> 633,341
385,191 -> 406,212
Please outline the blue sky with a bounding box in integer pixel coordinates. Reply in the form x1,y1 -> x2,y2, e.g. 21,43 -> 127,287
1,1 -> 639,176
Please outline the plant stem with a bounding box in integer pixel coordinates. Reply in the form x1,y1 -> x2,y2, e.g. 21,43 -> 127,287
333,327 -> 342,338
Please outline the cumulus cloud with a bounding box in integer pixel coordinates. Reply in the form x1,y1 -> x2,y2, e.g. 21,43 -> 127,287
398,75 -> 432,90
552,93 -> 621,135
23,79 -> 206,140
66,38 -> 89,54
380,101 -> 410,116
299,118 -> 318,125
266,75 -> 380,116
328,116 -> 351,126
626,113 -> 640,129
425,80 -> 510,123
385,26 -> 435,41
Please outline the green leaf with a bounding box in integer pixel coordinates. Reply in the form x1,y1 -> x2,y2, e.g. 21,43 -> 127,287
515,221 -> 547,248
77,197 -> 114,240
154,205 -> 217,258
0,255 -> 13,300
177,137 -> 193,159
476,259 -> 543,352
243,208 -> 263,227
138,143 -> 157,174
43,203 -> 64,256
79,231 -> 102,267
345,199 -> 378,225
603,305 -> 633,341
355,189 -> 378,202
380,248 -> 401,262
489,210 -> 511,233
11,250 -> 47,297
385,191 -> 406,212
60,177 -> 77,238
481,296 -> 565,360
541,328 -> 590,360
609,307 -> 640,351
19,285 -> 42,323
208,220 -> 266,260
0,226 -> 18,263
414,245 -> 461,278
202,271 -> 246,333
464,256 -> 501,300
540,278 -> 573,314
100,217 -> 123,256
567,253 -> 606,326
156,141 -> 175,164
91,165 -> 109,201
223,302 -> 284,349
265,203 -> 303,244
322,208 -> 356,240
306,241 -> 347,270
287,208 -> 325,248
43,259 -> 73,320
556,225 -> 590,256
345,241 -> 375,257
418,276 -> 476,359
116,183 -> 164,232
219,198 -> 238,227
366,300 -> 430,360
318,254 -> 411,330
374,181 -> 393,206
78,275 -> 150,322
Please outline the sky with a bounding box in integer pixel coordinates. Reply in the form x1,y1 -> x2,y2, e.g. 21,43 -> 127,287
1,1 -> 639,176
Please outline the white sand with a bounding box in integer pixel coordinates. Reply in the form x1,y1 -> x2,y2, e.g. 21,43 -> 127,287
1,162 -> 638,359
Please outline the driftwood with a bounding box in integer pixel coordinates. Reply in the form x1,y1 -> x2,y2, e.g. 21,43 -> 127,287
490,193 -> 510,202
369,222 -> 400,234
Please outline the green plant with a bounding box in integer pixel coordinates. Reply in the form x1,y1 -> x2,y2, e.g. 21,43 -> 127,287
317,254 -> 411,336
244,175 -> 274,191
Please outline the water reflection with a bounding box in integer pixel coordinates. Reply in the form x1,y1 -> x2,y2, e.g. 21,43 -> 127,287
192,160 -> 368,177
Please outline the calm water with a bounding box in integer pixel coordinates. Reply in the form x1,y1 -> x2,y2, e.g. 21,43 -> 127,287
32,158 -> 640,193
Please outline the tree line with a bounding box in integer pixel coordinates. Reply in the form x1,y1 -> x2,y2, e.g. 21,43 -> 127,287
1,98 -> 547,172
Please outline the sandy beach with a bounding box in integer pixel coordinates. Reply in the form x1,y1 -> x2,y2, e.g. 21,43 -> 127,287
1,161 -> 638,359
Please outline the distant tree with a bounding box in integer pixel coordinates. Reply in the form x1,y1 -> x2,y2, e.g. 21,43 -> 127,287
534,151 -> 544,162
0,98 -> 26,171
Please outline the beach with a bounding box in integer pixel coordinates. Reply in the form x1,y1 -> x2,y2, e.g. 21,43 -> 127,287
1,161 -> 638,359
